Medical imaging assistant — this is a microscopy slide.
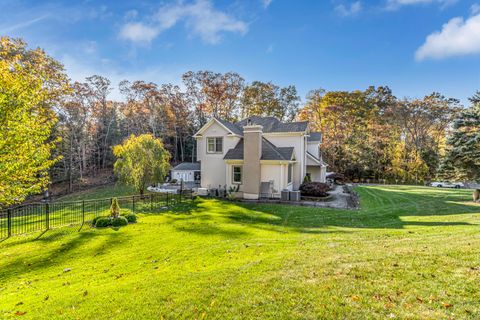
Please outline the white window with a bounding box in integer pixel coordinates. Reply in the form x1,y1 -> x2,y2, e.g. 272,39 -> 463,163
232,165 -> 242,184
288,163 -> 293,184
207,137 -> 223,153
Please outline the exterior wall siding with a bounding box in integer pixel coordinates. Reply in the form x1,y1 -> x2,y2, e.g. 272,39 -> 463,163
196,121 -> 240,188
263,134 -> 306,190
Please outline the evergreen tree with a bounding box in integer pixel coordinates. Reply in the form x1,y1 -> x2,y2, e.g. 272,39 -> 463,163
442,94 -> 480,180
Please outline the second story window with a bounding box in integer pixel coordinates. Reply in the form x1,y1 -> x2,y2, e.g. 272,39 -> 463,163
207,137 -> 223,153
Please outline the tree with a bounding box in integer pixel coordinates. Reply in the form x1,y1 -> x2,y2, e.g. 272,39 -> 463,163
113,134 -> 171,195
0,37 -> 69,206
182,71 -> 244,125
442,95 -> 480,180
241,81 -> 300,121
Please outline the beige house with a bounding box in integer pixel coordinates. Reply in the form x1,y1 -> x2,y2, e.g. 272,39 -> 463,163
192,116 -> 327,199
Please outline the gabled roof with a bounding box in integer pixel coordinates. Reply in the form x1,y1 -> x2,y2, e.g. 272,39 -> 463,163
224,138 -> 295,161
215,117 -> 243,135
306,151 -> 328,166
308,132 -> 322,142
236,116 -> 308,133
193,118 -> 242,137
172,162 -> 201,171
194,116 -> 309,137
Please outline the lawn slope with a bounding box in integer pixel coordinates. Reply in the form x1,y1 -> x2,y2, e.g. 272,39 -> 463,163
0,185 -> 479,319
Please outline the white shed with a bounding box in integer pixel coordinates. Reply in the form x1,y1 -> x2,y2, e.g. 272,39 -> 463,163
171,162 -> 201,182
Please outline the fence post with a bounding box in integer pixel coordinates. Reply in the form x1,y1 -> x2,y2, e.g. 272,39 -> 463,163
150,194 -> 153,211
7,209 -> 12,237
166,192 -> 169,206
45,203 -> 50,230
82,200 -> 85,224
132,196 -> 135,213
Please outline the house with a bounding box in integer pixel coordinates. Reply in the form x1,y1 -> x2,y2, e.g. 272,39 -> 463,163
171,162 -> 201,183
190,116 -> 327,199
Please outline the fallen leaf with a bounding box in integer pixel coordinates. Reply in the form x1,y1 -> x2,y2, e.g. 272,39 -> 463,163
351,295 -> 360,301
15,311 -> 27,316
443,302 -> 453,309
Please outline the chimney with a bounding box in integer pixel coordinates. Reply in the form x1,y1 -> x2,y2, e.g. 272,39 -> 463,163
242,123 -> 263,199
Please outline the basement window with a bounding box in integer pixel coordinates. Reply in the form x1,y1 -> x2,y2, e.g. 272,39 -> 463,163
232,166 -> 242,184
207,137 -> 223,153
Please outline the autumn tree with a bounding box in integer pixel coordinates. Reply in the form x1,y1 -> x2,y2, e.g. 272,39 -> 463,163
182,70 -> 244,125
0,37 -> 69,206
113,134 -> 171,195
241,81 -> 300,121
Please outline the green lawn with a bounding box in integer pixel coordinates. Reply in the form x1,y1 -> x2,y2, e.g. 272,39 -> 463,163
1,186 -> 479,319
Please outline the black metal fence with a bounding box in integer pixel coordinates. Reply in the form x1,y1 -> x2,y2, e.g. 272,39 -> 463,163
0,191 -> 193,240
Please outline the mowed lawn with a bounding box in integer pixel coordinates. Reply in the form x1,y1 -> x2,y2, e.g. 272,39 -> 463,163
1,186 -> 479,319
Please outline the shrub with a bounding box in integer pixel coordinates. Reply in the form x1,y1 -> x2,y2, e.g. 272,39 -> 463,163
95,217 -> 112,228
110,198 -> 121,218
91,216 -> 104,226
112,216 -> 128,227
123,213 -> 137,223
326,173 -> 345,184
299,182 -> 330,197
303,175 -> 311,184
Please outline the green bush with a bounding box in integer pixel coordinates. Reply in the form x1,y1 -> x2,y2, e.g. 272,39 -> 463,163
91,216 -> 103,226
299,182 -> 330,197
123,214 -> 137,223
112,216 -> 128,227
95,217 -> 112,228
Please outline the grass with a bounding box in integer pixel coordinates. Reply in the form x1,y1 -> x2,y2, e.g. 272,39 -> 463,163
0,185 -> 479,319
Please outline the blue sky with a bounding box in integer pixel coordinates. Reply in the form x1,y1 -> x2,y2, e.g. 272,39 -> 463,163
1,0 -> 480,105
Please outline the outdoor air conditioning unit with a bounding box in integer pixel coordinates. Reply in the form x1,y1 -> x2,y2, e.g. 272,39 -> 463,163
289,191 -> 301,201
281,189 -> 290,201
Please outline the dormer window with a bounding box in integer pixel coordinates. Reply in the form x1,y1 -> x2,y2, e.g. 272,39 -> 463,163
207,137 -> 223,153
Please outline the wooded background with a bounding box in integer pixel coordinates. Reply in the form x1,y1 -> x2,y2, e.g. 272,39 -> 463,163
1,37 -> 479,206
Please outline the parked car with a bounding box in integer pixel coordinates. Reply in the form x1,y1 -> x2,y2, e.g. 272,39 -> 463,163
431,181 -> 464,188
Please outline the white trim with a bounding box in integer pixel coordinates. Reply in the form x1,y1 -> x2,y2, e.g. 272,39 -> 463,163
263,132 -> 305,137
260,160 -> 292,165
225,160 -> 244,164
306,152 -> 322,165
193,118 -> 241,138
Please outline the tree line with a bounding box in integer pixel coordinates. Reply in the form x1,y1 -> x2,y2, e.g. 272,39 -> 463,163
1,36 -> 479,207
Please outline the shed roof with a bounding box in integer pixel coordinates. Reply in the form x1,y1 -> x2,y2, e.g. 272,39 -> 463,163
172,162 -> 201,171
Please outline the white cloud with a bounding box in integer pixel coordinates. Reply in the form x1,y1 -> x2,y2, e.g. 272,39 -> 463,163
415,13 -> 480,60
119,22 -> 160,43
386,0 -> 457,10
335,1 -> 362,16
119,0 -> 248,45
471,4 -> 480,15
262,0 -> 273,9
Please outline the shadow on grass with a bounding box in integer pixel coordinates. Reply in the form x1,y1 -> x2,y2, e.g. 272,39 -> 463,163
153,187 -> 480,236
0,228 -> 126,282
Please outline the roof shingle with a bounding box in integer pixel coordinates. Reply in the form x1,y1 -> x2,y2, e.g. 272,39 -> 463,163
224,138 -> 294,161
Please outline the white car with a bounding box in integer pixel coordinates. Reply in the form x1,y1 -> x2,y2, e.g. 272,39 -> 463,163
431,181 -> 464,189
